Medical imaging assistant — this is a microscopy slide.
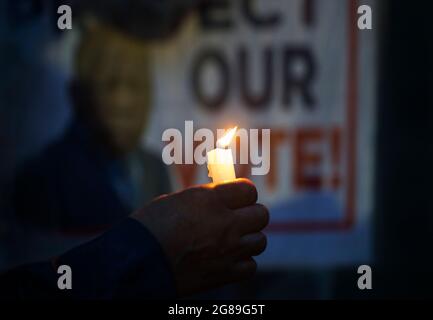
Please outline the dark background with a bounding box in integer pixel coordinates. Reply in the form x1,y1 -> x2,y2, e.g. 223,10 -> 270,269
0,0 -> 432,299
334,0 -> 433,299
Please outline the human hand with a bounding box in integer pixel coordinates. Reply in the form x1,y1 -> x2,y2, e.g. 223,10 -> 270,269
132,178 -> 269,297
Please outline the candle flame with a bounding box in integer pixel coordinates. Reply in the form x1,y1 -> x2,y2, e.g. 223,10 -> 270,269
217,126 -> 238,148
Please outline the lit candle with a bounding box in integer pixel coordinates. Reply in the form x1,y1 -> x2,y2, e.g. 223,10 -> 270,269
207,127 -> 237,184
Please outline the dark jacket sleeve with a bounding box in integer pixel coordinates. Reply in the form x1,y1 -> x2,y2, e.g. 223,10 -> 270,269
0,218 -> 176,299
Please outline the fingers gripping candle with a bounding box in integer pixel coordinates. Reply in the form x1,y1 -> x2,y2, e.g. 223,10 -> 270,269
207,127 -> 237,184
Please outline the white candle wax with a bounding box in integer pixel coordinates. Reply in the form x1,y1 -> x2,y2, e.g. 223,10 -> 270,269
207,148 -> 236,184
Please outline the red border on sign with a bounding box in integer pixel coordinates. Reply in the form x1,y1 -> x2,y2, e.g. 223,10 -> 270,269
267,0 -> 359,233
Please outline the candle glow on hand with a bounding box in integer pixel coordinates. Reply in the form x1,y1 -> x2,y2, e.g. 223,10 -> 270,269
207,127 -> 238,184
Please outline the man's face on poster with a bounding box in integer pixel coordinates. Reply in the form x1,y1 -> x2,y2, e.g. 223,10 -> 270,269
76,24 -> 153,155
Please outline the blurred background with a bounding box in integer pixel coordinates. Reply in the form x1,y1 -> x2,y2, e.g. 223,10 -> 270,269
0,0 -> 432,299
